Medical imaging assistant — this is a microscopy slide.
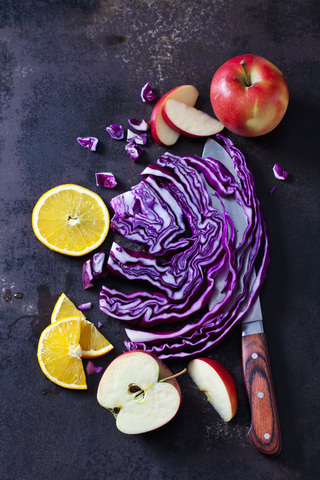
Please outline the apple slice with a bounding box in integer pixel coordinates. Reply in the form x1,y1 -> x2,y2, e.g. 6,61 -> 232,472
97,350 -> 182,434
187,358 -> 238,422
162,99 -> 224,138
150,85 -> 199,146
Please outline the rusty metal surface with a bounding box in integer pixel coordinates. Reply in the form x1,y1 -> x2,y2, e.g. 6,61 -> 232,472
1,1 -> 319,479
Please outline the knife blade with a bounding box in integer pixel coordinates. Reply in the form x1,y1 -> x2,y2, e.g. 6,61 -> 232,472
202,138 -> 281,456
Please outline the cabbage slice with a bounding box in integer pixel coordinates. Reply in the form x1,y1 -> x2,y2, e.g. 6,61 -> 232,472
99,135 -> 269,359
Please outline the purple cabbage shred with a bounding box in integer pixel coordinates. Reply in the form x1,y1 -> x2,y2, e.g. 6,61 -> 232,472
125,142 -> 144,162
83,252 -> 108,289
82,260 -> 94,289
106,124 -> 124,140
95,172 -> 117,188
141,82 -> 156,103
77,302 -> 92,310
86,361 -> 103,375
128,118 -> 150,132
77,136 -> 98,151
273,163 -> 289,180
127,129 -> 147,145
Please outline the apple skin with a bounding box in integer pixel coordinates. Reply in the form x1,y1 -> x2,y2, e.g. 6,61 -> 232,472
150,85 -> 199,146
97,350 -> 182,434
188,357 -> 238,422
210,54 -> 289,137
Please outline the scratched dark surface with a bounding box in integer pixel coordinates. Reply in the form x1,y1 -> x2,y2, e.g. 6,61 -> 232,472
1,1 -> 319,479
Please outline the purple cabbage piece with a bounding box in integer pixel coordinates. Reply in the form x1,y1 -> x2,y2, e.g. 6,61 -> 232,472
273,163 -> 289,180
127,129 -> 147,145
86,361 -> 103,375
77,302 -> 92,310
141,82 -> 156,103
83,259 -> 94,289
82,252 -> 108,289
95,172 -> 117,188
100,135 -> 269,359
92,252 -> 107,278
128,118 -> 150,132
77,136 -> 98,151
106,124 -> 124,140
125,142 -> 144,162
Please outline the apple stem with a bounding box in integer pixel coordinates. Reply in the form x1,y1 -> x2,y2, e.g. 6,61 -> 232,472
240,60 -> 251,87
159,368 -> 187,383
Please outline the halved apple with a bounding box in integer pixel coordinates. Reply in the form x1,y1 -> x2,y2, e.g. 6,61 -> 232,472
162,99 -> 224,138
150,85 -> 199,146
187,357 -> 238,422
97,350 -> 182,434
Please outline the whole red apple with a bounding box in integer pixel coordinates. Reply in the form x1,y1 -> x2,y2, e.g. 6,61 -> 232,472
210,54 -> 289,137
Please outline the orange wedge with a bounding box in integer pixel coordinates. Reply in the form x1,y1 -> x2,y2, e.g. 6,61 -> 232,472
79,320 -> 114,358
37,316 -> 113,389
51,293 -> 85,323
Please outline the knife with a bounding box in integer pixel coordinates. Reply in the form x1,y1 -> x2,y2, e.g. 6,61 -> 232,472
202,138 -> 281,456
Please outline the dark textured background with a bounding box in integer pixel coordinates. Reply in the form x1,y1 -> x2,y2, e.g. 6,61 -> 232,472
1,1 -> 319,479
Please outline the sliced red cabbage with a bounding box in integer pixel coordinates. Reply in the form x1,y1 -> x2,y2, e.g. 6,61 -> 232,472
269,186 -> 276,195
128,118 -> 150,131
82,252 -> 108,289
98,321 -> 103,329
95,172 -> 117,188
83,259 -> 94,289
106,124 -> 124,140
100,135 -> 269,359
77,136 -> 98,151
125,142 -> 144,162
86,361 -> 103,375
127,129 -> 147,145
141,82 -> 156,103
77,302 -> 92,310
273,163 -> 289,180
92,252 -> 107,278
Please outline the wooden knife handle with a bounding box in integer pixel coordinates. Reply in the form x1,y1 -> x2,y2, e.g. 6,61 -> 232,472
242,332 -> 282,455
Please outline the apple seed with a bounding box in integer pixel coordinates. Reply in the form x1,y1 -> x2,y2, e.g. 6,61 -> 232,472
128,383 -> 142,393
108,407 -> 121,418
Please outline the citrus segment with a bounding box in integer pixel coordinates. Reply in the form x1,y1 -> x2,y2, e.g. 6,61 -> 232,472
37,317 -> 87,389
32,184 -> 110,256
80,321 -> 114,358
51,293 -> 85,323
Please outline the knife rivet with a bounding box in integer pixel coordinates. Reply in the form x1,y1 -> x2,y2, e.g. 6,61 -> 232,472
264,433 -> 270,440
258,392 -> 264,398
251,353 -> 258,359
